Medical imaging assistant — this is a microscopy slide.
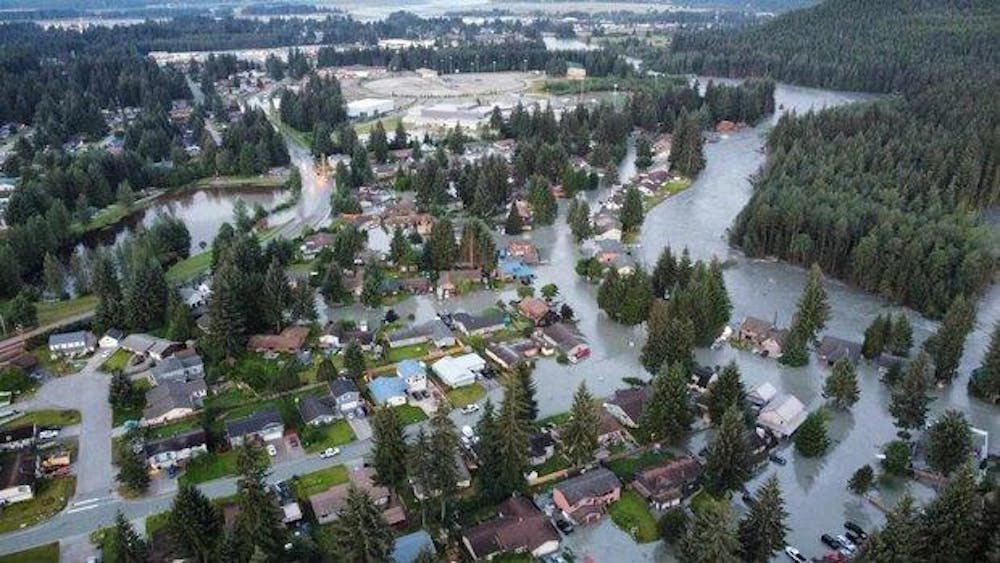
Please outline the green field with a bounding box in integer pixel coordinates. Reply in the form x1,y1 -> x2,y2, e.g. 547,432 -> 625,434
446,383 -> 486,407
166,251 -> 212,282
179,451 -> 239,485
0,542 -> 59,563
293,464 -> 349,498
0,477 -> 76,533
689,488 -> 721,516
100,349 -> 133,372
302,420 -> 356,453
533,453 -> 571,477
0,409 -> 81,430
145,511 -> 172,537
145,417 -> 202,440
607,448 -> 674,481
608,490 -> 659,543
192,174 -> 287,190
384,343 -> 429,364
393,404 -> 428,425
35,295 -> 98,326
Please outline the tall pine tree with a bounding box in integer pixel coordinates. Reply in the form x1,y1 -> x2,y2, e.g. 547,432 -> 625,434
923,295 -> 976,383
703,405 -> 751,495
371,407 -> 408,486
638,362 -> 693,444
168,481 -> 223,563
738,474 -> 789,563
562,382 -> 600,466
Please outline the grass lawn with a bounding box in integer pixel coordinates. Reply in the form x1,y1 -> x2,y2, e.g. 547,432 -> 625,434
179,451 -> 239,485
607,448 -> 675,481
662,177 -> 692,195
112,380 -> 150,427
0,477 -> 76,533
608,490 -> 659,543
292,464 -> 349,498
393,404 -> 428,425
192,174 -> 286,190
74,203 -> 129,234
145,417 -> 202,440
205,386 -> 256,410
166,251 -> 212,283
384,344 -> 429,364
145,511 -> 171,537
534,453 -> 571,477
0,409 -> 81,430
0,542 -> 59,563
100,348 -> 133,372
36,295 -> 98,326
302,420 -> 356,453
445,383 -> 486,407
538,412 -> 571,427
689,488 -> 721,516
354,115 -> 401,136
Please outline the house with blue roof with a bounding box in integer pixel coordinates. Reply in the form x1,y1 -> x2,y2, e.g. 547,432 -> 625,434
396,359 -> 427,393
392,529 -> 436,563
498,258 -> 534,282
369,376 -> 408,407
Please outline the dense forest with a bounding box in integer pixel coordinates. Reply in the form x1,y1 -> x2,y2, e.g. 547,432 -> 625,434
659,0 -> 999,317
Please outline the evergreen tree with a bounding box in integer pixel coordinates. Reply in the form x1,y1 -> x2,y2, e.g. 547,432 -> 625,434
474,400 -> 503,502
425,218 -> 457,272
794,410 -> 830,457
233,444 -> 287,560
330,486 -> 394,562
112,511 -> 148,563
116,431 -> 150,495
43,252 -> 64,297
388,226 -> 415,268
779,327 -> 809,367
515,364 -> 539,422
703,405 -> 751,495
123,253 -> 168,331
792,263 -> 831,343
924,409 -> 972,476
635,134 -> 654,170
392,119 -> 408,149
566,198 -> 591,242
261,255 -> 290,333
889,352 -> 933,435
857,494 -> 921,562
881,440 -> 911,477
209,249 -> 248,356
659,508 -> 689,544
651,246 -> 678,299
368,120 -> 389,163
862,314 -> 890,359
344,341 -> 366,379
316,358 -> 336,382
427,407 -> 461,522
562,382 -> 600,466
824,358 -> 860,409
638,362 -> 694,444
888,314 -> 913,357
969,322 -> 1000,402
669,111 -> 706,178
847,465 -> 875,496
620,186 -> 644,233
6,290 -> 36,329
495,375 -> 530,498
919,463 -> 981,563
360,260 -> 385,307
168,481 -> 223,563
641,300 -> 694,374
738,475 -> 789,563
706,362 -> 748,425
527,176 -> 557,225
311,121 -> 333,156
504,202 -> 524,235
371,407 -> 408,487
923,295 -> 976,383
679,499 -> 740,563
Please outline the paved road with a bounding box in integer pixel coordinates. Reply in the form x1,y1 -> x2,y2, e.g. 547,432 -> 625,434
0,311 -> 96,351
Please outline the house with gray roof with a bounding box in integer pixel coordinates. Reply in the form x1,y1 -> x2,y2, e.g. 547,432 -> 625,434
121,333 -> 182,362
328,378 -> 361,414
452,311 -> 506,337
385,319 -> 456,349
149,349 -> 204,384
47,331 -> 97,358
299,394 -> 337,426
144,429 -> 208,470
142,379 -> 207,426
226,409 -> 284,446
552,468 -> 622,524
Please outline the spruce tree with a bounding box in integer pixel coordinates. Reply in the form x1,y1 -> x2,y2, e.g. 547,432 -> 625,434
527,176 -> 557,225
794,410 -> 830,457
862,314 -> 890,359
706,362 -> 748,425
638,363 -> 693,444
889,352 -> 933,436
92,252 -> 123,332
562,382 -> 600,466
331,486 -> 394,562
209,249 -> 248,356
389,226 -> 414,267
261,255 -> 290,333
426,407 -> 460,522
233,444 -> 287,560
635,134 -> 654,170
738,475 -> 789,563
474,400 -> 503,502
371,407 -> 408,487
620,186 -> 644,233
969,322 -> 1000,402
824,358 -> 860,409
881,440 -> 911,476
116,431 -> 150,494
344,341 -> 366,379
651,246 -> 678,299
360,260 -> 385,307
779,326 -> 809,367
847,465 -> 874,496
889,314 -> 913,357
858,494 -> 921,562
566,198 -> 591,242
924,409 -> 972,475
123,253 -> 168,331
43,252 -> 64,297
515,364 -> 539,422
504,202 -> 523,235
919,462 -> 981,562
792,263 -> 831,343
641,300 -> 694,374
425,219 -> 457,272
495,375 -> 530,498
923,295 -> 976,383
369,120 -> 389,163
168,481 -> 223,563
112,510 -> 149,563
679,499 -> 740,563
703,405 -> 751,495
316,358 -> 336,381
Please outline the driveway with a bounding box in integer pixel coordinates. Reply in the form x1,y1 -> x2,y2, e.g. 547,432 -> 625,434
347,416 -> 372,441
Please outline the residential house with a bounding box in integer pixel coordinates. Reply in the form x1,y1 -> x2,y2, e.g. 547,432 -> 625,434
432,353 -> 485,388
396,360 -> 427,393
498,259 -> 535,283
0,452 -> 36,505
385,319 -> 455,349
689,365 -> 719,393
319,323 -> 374,351
604,386 -> 651,428
299,394 -> 337,427
757,394 -> 808,439
737,316 -> 787,358
592,213 -> 622,242
452,310 -> 506,337
437,269 -> 485,299
528,432 -> 555,466
462,496 -> 560,560
247,326 -> 310,354
300,232 -> 335,259
369,376 -> 409,407
149,349 -> 204,385
817,336 -> 862,365
632,456 -> 702,510
310,466 -> 404,525
400,277 -> 433,294
505,240 -> 540,264
144,429 -> 208,470
518,297 -> 551,326
47,331 -> 97,358
328,378 -> 362,414
142,379 -> 207,426
597,410 -> 630,446
271,481 -> 303,525
0,425 -> 35,452
748,426 -> 776,468
485,342 -> 524,371
179,287 -> 208,311
747,381 -> 778,408
99,329 -> 125,349
225,409 -> 285,447
552,468 -> 622,524
392,530 -> 436,563
539,323 -> 590,362
121,334 -> 182,362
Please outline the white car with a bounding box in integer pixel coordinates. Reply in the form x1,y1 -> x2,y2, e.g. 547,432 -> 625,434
460,403 -> 481,414
836,535 -> 857,553
319,447 -> 340,459
38,430 -> 60,440
266,444 -> 277,457
784,546 -> 807,562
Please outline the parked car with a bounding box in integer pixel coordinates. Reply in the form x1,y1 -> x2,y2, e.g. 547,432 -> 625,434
555,519 -> 574,535
319,447 -> 340,459
266,444 -> 277,457
38,429 -> 60,440
821,534 -> 843,550
461,403 -> 481,414
769,454 -> 787,465
784,546 -> 807,562
845,531 -> 862,546
844,521 -> 868,540
836,535 -> 856,553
